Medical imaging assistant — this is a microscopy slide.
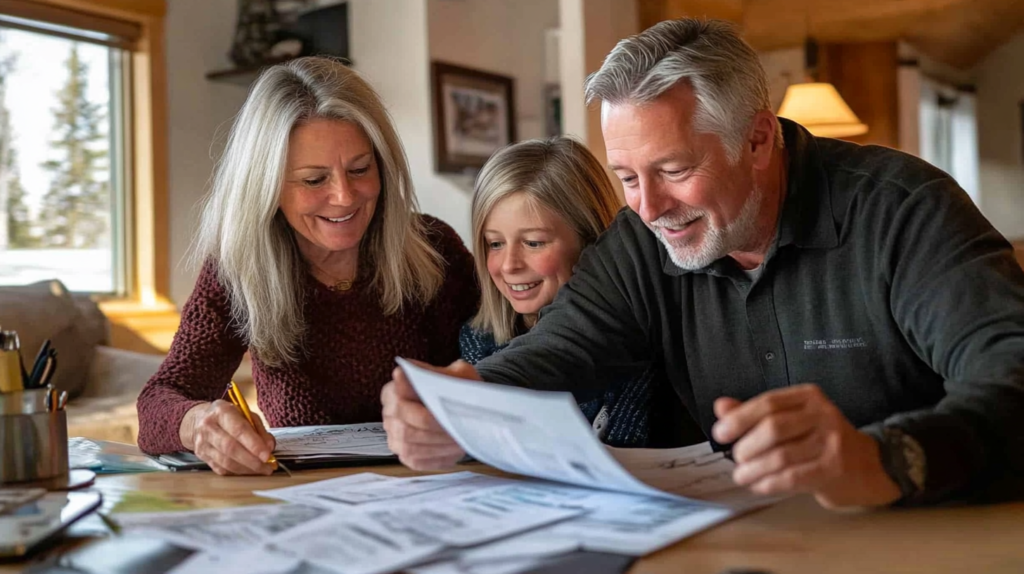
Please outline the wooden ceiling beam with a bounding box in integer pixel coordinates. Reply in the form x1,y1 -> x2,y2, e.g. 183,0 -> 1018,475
740,0 -> 969,50
638,0 -> 743,31
903,0 -> 1024,68
638,0 -> 1023,69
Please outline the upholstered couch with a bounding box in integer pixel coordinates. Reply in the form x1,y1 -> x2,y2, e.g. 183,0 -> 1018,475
0,280 -> 254,444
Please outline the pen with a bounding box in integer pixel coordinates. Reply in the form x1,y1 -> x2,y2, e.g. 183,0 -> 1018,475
27,340 -> 51,389
226,381 -> 291,476
39,351 -> 57,388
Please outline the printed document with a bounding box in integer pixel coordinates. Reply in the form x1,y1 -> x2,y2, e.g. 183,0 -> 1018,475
258,471 -> 513,509
114,503 -> 330,551
270,423 -> 393,458
396,359 -> 751,505
260,472 -> 585,547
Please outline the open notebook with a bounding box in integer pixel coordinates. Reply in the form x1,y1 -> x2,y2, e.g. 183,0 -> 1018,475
154,422 -> 398,471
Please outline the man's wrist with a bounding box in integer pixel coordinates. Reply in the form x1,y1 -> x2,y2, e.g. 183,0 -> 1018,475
870,426 -> 927,504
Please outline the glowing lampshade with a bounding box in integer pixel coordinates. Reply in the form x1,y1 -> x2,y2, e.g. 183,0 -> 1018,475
777,82 -> 868,138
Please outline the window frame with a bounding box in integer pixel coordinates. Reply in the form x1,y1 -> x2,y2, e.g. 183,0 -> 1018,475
2,0 -> 168,305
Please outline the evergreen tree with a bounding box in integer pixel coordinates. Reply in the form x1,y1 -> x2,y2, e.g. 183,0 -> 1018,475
6,168 -> 36,248
0,32 -> 35,249
0,33 -> 36,248
39,44 -> 109,249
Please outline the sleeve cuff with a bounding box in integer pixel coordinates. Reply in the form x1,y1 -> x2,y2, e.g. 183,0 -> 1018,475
863,424 -> 927,506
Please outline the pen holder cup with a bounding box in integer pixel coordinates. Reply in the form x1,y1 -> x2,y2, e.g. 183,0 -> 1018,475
0,388 -> 69,488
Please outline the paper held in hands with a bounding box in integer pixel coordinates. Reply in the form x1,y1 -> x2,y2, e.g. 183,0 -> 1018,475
396,358 -> 765,508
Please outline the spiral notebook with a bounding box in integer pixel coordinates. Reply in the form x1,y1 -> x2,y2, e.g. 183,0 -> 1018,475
154,422 -> 398,471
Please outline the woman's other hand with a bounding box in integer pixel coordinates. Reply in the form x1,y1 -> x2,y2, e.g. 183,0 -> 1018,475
179,400 -> 277,475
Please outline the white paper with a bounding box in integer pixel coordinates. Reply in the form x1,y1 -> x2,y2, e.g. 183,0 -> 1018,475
165,549 -> 307,574
262,471 -> 583,548
456,529 -> 578,563
608,443 -> 767,507
270,423 -> 393,457
362,482 -> 584,547
408,555 -> 563,574
254,472 -> 396,505
113,503 -> 330,551
264,512 -> 446,574
541,490 -> 733,555
455,480 -> 734,556
397,359 -> 675,500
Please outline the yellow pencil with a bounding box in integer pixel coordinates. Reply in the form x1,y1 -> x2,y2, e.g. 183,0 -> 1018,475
228,381 -> 291,476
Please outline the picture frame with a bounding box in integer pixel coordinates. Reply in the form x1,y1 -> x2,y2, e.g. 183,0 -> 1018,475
543,83 -> 562,138
431,62 -> 516,174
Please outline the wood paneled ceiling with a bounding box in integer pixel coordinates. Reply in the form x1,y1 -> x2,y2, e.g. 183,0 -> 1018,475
639,0 -> 1024,69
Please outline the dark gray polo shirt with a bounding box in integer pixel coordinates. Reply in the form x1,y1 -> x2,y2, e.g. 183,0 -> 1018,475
477,119 -> 1024,504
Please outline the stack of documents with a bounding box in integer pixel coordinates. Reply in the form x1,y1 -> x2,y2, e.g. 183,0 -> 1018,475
270,423 -> 396,464
115,360 -> 775,574
155,423 -> 397,470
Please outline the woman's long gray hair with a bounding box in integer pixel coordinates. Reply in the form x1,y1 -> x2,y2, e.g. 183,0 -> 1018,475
191,57 -> 443,366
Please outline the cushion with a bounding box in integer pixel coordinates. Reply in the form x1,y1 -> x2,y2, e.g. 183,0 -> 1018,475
0,280 -> 107,398
68,345 -> 166,444
81,345 -> 163,398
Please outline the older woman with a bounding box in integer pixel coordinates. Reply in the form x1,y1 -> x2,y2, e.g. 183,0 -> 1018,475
136,57 -> 478,475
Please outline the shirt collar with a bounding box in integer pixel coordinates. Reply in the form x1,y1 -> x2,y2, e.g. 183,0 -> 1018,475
776,118 -> 839,251
658,117 -> 839,277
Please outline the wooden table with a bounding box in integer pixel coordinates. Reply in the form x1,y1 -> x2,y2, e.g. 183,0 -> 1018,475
4,464 -> 1024,574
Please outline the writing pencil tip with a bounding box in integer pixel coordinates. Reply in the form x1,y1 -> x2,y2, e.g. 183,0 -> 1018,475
277,461 -> 293,477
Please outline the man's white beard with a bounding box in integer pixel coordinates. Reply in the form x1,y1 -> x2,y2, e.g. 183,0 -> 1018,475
651,186 -> 763,270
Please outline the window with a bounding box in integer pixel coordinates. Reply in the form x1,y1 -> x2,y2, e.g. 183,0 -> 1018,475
918,77 -> 979,203
0,4 -> 137,294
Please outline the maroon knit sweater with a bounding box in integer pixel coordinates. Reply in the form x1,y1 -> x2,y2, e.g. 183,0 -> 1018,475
136,216 -> 478,454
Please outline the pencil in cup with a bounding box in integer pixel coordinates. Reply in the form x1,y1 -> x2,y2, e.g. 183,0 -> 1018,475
226,381 -> 289,474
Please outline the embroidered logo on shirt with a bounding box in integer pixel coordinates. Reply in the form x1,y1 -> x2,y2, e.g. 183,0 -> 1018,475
803,337 -> 867,351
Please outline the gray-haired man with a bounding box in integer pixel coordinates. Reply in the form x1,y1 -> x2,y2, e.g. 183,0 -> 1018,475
381,19 -> 1024,508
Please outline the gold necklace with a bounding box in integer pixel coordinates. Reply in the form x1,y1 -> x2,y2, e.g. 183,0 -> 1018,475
310,262 -> 356,292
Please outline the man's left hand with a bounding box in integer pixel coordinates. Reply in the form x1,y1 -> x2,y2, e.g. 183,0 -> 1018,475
712,383 -> 902,509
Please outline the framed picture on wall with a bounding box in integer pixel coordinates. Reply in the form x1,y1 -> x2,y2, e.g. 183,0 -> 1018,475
431,62 -> 516,173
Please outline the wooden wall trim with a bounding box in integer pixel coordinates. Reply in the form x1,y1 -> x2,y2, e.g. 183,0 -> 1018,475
30,0 -> 164,19
820,42 -> 901,149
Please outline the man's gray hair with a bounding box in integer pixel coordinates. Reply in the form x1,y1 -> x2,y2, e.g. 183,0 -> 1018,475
585,19 -> 781,162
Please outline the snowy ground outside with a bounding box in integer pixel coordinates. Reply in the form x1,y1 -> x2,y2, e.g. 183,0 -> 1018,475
0,248 -> 113,292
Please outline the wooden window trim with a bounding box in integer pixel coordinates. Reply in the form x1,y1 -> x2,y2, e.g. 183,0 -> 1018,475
0,0 -> 143,48
16,0 -> 170,309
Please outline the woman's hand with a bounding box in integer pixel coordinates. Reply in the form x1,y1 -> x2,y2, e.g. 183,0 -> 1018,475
179,400 -> 277,475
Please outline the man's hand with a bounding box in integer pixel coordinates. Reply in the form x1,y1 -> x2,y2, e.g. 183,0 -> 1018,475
712,383 -> 902,509
180,401 -> 277,476
381,360 -> 479,470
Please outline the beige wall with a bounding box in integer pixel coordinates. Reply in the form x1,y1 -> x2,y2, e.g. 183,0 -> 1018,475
429,0 -> 557,142
423,0 -> 560,242
162,0 -> 639,304
559,0 -> 638,201
976,31 -> 1024,241
165,0 -> 249,305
